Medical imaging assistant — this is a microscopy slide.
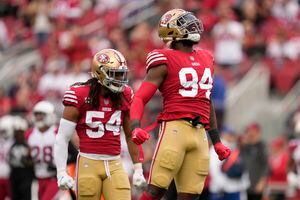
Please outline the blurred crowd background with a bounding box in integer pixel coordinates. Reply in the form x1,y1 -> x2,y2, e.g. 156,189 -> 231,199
0,0 -> 299,200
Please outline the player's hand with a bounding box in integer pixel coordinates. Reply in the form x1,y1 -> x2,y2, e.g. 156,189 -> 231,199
57,172 -> 74,190
132,128 -> 150,145
214,142 -> 231,161
132,163 -> 146,188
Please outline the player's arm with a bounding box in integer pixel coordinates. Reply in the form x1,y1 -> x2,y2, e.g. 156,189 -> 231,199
208,102 -> 231,161
209,102 -> 218,131
54,106 -> 79,189
130,65 -> 167,145
123,110 -> 146,187
124,111 -> 143,163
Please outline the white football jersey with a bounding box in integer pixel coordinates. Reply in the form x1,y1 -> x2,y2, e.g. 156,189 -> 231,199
27,126 -> 57,179
0,138 -> 13,178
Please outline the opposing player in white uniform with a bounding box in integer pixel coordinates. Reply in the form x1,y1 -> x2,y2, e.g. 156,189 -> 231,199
0,115 -> 14,200
26,101 -> 59,200
288,138 -> 300,199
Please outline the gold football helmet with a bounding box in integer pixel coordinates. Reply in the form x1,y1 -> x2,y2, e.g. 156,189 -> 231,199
91,49 -> 128,93
158,9 -> 203,43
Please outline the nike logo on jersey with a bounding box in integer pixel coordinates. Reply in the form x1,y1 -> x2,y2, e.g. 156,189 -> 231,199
190,56 -> 200,66
191,62 -> 200,66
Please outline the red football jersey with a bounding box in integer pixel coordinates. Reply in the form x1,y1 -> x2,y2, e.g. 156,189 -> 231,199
63,84 -> 133,155
146,49 -> 214,128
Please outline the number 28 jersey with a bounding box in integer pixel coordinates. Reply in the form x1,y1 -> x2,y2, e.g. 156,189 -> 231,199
63,84 -> 133,155
146,49 -> 214,128
26,126 -> 57,178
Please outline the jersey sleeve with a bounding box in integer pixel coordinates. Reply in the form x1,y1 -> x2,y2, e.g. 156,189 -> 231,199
145,50 -> 168,72
62,86 -> 82,109
122,85 -> 134,111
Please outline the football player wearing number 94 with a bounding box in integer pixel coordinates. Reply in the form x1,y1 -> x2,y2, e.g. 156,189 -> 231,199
54,49 -> 146,200
130,9 -> 231,200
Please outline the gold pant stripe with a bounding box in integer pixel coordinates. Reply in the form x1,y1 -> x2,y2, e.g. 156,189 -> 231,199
148,121 -> 166,184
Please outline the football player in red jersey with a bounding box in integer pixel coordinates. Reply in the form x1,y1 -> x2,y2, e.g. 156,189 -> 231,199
54,49 -> 146,200
130,9 -> 231,200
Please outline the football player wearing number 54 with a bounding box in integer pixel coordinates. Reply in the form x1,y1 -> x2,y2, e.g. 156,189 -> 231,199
54,49 -> 146,200
130,9 -> 231,200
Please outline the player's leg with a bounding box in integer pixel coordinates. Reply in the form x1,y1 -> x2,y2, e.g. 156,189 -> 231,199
163,179 -> 177,200
102,159 -> 131,200
176,126 -> 209,199
37,179 -> 45,200
143,121 -> 188,199
0,179 -> 10,200
76,156 -> 102,200
39,178 -> 59,200
177,193 -> 200,200
140,184 -> 166,200
19,177 -> 32,200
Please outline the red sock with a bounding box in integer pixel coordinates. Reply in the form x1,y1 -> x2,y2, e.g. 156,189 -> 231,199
139,192 -> 153,200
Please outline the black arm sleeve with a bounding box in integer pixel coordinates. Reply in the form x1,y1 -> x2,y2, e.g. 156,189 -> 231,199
208,102 -> 221,145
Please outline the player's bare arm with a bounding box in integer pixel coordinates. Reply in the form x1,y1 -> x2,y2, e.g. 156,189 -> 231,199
209,102 -> 218,131
131,64 -> 167,129
130,64 -> 167,145
61,106 -> 80,123
208,102 -> 231,160
144,64 -> 168,87
123,111 -> 142,163
123,110 -> 147,187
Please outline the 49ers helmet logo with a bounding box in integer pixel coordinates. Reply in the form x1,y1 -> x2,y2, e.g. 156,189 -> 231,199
160,13 -> 172,25
97,53 -> 110,64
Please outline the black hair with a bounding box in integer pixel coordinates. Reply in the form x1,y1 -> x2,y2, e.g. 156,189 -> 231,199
72,78 -> 122,109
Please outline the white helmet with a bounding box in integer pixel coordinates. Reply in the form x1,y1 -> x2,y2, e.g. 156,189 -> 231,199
0,115 -> 15,139
32,101 -> 56,129
13,116 -> 28,132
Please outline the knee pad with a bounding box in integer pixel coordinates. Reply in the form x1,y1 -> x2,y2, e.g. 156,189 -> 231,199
159,149 -> 179,170
112,173 -> 130,190
77,177 -> 97,197
152,149 -> 179,188
107,173 -> 130,200
196,158 -> 209,175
